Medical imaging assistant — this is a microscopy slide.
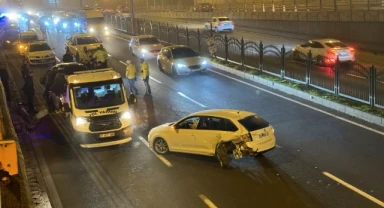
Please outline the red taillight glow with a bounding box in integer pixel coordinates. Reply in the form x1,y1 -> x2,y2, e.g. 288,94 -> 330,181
349,47 -> 355,54
231,22 -> 234,25
327,49 -> 336,56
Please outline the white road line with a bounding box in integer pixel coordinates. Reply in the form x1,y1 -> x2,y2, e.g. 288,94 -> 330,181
347,73 -> 384,84
55,57 -> 61,62
108,54 -> 112,57
138,136 -> 173,167
177,92 -> 207,108
119,60 -> 127,65
276,144 -> 282,148
110,34 -> 130,41
199,194 -> 218,208
208,69 -> 384,136
323,171 -> 384,207
149,76 -> 162,84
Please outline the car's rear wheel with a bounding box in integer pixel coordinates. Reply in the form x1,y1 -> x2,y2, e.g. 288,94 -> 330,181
171,66 -> 177,76
216,143 -> 230,169
153,138 -> 169,155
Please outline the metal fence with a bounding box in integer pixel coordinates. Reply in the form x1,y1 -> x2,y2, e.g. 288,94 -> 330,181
197,0 -> 384,12
105,14 -> 384,109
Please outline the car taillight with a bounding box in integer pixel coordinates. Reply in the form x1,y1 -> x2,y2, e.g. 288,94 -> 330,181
349,47 -> 355,54
327,49 -> 336,56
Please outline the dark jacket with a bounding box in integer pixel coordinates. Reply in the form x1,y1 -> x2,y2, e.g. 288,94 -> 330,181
50,73 -> 66,95
63,53 -> 73,63
45,70 -> 57,89
22,75 -> 34,95
21,64 -> 29,78
0,67 -> 9,84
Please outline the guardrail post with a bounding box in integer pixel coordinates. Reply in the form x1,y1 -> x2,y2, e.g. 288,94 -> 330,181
281,45 -> 285,79
334,56 -> 340,95
176,25 -> 180,44
306,50 -> 312,86
241,38 -> 245,67
369,65 -> 376,107
150,21 -> 153,35
167,23 -> 170,44
137,18 -> 140,35
120,17 -> 123,30
197,29 -> 201,53
224,34 -> 228,62
158,22 -> 161,40
259,41 -> 263,72
333,0 -> 337,11
186,27 -> 190,47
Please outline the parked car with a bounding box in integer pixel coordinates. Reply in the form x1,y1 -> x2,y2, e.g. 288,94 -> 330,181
157,45 -> 208,75
129,35 -> 163,57
292,39 -> 355,66
26,41 -> 56,65
148,109 -> 276,168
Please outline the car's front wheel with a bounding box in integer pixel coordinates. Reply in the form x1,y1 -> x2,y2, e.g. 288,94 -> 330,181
153,137 -> 169,155
216,143 -> 231,169
158,60 -> 164,72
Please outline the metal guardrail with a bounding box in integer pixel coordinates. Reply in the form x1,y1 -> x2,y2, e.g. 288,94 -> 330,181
105,14 -> 384,109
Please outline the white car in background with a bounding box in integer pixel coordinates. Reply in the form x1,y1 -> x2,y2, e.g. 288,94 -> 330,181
129,35 -> 163,57
205,16 -> 234,33
292,39 -> 355,65
26,41 -> 56,65
157,45 -> 208,75
148,109 -> 276,168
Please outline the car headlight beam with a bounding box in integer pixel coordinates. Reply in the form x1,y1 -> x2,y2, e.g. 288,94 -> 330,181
202,60 -> 207,65
121,111 -> 131,120
141,49 -> 148,53
89,28 -> 94,33
177,64 -> 186,68
76,117 -> 87,125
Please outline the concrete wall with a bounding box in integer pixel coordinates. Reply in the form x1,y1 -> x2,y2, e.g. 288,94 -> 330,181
138,11 -> 384,51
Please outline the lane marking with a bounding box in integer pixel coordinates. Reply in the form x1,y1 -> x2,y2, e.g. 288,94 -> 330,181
323,171 -> 384,207
347,73 -> 384,84
119,60 -> 127,66
276,144 -> 282,148
110,34 -> 130,41
55,57 -> 61,62
149,76 -> 162,84
177,92 -> 207,108
138,136 -> 173,167
108,54 -> 112,57
199,194 -> 218,208
208,69 -> 384,136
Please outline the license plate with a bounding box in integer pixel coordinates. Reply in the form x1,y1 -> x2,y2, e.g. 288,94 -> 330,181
100,132 -> 115,138
258,132 -> 268,139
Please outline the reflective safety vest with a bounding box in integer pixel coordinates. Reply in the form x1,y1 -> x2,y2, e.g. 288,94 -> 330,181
141,61 -> 149,78
93,50 -> 106,63
125,64 -> 136,79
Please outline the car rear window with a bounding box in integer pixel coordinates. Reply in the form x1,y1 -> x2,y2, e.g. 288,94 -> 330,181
218,17 -> 230,21
238,115 -> 270,131
325,42 -> 347,48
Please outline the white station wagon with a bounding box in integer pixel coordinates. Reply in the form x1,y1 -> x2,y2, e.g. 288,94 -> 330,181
148,109 -> 276,168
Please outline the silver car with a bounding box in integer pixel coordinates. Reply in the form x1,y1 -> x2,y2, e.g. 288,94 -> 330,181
157,45 -> 208,75
129,35 -> 163,58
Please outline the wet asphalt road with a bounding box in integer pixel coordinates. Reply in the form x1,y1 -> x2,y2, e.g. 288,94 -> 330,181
4,26 -> 384,208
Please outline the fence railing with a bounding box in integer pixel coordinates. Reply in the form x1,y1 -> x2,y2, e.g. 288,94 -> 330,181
199,0 -> 384,12
105,14 -> 384,109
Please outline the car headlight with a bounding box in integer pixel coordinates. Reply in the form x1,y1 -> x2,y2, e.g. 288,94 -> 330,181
76,117 -> 87,125
89,28 -> 94,33
6,40 -> 10,44
19,45 -> 24,49
201,60 -> 207,65
44,21 -> 49,26
104,26 -> 108,30
74,22 -> 79,27
141,49 -> 148,53
63,23 -> 67,28
177,64 -> 186,68
121,111 -> 131,120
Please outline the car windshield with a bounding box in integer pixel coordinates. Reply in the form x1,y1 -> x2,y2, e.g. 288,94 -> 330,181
171,47 -> 198,59
139,37 -> 159,45
238,115 -> 270,131
29,43 -> 51,52
325,42 -> 347,48
76,37 -> 98,45
218,17 -> 230,21
73,81 -> 125,109
21,35 -> 38,43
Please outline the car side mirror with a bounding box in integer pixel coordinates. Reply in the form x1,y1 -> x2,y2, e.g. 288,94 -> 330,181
173,124 -> 179,130
63,103 -> 70,112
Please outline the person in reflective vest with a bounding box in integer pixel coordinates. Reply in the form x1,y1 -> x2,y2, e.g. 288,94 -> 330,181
125,60 -> 138,95
93,47 -> 106,68
140,57 -> 151,95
